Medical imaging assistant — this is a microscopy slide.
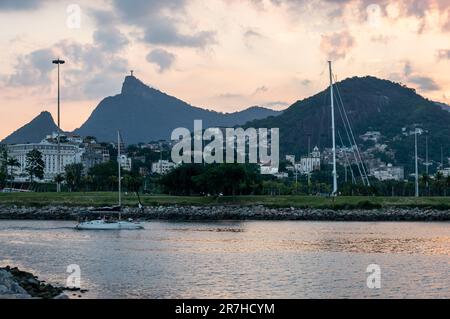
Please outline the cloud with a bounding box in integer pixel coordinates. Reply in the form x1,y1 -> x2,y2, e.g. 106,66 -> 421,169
243,28 -> 264,47
388,61 -> 442,93
261,101 -> 290,109
143,18 -> 216,48
112,0 -> 186,22
4,39 -> 129,100
89,9 -> 118,26
111,0 -> 216,48
93,27 -> 129,53
403,61 -> 413,76
320,31 -> 356,60
0,0 -> 42,11
217,93 -> 245,99
300,79 -> 311,86
146,49 -> 176,72
252,85 -> 268,95
409,76 -> 441,91
437,49 -> 450,60
8,48 -> 55,86
88,9 -> 130,53
260,0 -> 450,33
370,35 -> 393,44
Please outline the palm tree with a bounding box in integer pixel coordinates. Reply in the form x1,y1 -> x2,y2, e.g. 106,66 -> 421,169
434,171 -> 444,196
445,176 -> 450,197
420,173 -> 430,196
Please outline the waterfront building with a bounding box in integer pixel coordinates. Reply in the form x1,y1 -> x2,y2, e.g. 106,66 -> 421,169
7,138 -> 84,182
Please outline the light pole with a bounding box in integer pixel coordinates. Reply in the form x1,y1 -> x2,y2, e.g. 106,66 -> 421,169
52,58 -> 65,192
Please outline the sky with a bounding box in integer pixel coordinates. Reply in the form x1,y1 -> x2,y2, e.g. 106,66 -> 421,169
0,0 -> 450,140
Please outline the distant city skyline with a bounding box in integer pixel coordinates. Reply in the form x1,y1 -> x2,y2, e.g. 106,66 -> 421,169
1,0 -> 450,140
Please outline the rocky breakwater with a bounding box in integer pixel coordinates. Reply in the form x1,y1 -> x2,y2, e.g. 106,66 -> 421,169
0,204 -> 449,221
0,266 -> 68,299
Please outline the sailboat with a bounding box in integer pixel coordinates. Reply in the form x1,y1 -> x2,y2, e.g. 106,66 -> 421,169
75,131 -> 144,230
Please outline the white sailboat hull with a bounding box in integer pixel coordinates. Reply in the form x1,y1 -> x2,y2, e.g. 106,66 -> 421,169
75,220 -> 144,230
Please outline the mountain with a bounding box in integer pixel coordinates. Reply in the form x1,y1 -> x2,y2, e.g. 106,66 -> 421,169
436,102 -> 450,112
220,106 -> 281,126
246,76 -> 450,173
2,111 -> 59,144
74,76 -> 281,143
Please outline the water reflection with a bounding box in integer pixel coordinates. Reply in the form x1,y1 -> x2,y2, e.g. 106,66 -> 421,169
0,220 -> 448,298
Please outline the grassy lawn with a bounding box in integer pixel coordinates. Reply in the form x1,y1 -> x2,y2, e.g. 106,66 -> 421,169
1,192 -> 450,209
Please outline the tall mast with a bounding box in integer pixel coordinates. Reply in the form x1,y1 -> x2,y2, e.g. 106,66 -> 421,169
415,129 -> 419,197
329,61 -> 338,196
118,130 -> 122,219
425,135 -> 429,189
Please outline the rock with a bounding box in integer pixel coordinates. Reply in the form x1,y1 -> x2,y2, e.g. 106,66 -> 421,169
0,285 -> 9,294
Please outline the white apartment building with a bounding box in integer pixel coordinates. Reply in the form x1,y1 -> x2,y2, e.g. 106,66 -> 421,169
118,154 -> 132,172
152,160 -> 177,175
295,146 -> 321,174
7,140 -> 84,182
438,168 -> 450,177
371,164 -> 404,181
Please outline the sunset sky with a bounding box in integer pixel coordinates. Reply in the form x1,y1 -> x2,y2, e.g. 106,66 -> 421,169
1,0 -> 450,140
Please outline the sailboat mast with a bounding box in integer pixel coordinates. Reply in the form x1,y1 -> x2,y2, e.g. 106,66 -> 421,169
329,61 -> 338,196
415,129 -> 419,197
118,130 -> 122,219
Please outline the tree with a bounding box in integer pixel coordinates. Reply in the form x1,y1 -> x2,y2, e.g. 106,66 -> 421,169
88,161 -> 118,191
0,149 -> 6,187
123,174 -> 143,192
25,149 -> 45,183
445,176 -> 450,197
6,158 -> 20,190
434,171 -> 444,196
160,163 -> 262,196
65,163 -> 83,192
420,173 -> 430,196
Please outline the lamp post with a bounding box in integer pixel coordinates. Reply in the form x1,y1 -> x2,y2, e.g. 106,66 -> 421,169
52,58 -> 65,192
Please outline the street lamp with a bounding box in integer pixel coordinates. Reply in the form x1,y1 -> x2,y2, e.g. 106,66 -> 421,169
52,58 -> 65,192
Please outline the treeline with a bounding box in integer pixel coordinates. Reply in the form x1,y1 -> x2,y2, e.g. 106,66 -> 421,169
2,145 -> 450,197
159,163 -> 262,196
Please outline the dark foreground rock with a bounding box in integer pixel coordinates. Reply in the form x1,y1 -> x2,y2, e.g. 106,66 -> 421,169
0,266 -> 79,299
0,205 -> 449,221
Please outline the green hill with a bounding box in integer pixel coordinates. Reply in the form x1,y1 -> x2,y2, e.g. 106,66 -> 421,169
246,76 -> 450,175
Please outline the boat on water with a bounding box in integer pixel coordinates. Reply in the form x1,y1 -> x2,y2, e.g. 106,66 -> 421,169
75,131 -> 144,231
75,219 -> 144,230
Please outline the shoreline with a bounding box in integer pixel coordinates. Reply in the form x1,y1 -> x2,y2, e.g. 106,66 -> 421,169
0,266 -> 87,299
0,205 -> 449,221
